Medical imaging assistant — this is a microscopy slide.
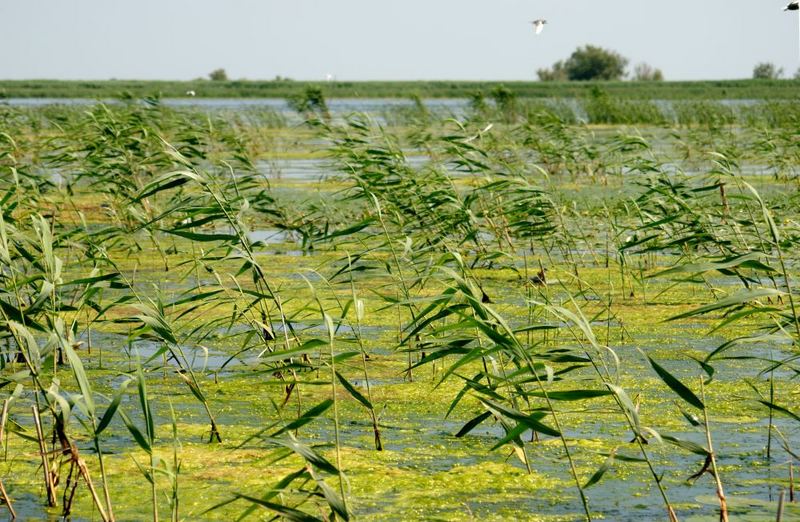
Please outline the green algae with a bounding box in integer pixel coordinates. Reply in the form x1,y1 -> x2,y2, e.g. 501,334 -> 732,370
2,104 -> 800,522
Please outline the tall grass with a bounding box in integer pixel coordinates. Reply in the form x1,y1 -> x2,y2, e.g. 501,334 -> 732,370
4,78 -> 800,100
0,97 -> 799,521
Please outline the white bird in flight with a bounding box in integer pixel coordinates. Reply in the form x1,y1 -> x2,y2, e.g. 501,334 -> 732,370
531,19 -> 547,35
185,90 -> 196,97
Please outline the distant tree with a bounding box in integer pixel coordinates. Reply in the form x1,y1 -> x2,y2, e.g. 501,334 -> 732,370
563,45 -> 629,81
795,68 -> 800,80
633,62 -> 664,82
752,62 -> 783,80
537,60 -> 568,82
208,68 -> 228,81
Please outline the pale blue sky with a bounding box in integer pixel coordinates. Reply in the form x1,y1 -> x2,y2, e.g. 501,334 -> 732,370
2,1 -> 799,81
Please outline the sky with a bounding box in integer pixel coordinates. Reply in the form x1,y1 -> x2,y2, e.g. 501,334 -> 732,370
2,1 -> 800,82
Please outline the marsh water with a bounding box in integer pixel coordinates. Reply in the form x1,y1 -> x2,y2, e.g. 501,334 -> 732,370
0,97 -> 799,521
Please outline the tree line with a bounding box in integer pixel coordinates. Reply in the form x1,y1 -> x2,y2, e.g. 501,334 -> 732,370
538,45 -> 798,82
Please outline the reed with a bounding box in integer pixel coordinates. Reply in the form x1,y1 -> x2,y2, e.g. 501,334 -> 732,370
1,96 -> 799,520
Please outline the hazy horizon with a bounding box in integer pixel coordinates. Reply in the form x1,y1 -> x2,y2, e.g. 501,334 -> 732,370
2,1 -> 800,82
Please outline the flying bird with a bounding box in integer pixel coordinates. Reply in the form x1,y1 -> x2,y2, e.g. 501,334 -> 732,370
531,19 -> 547,35
186,90 -> 196,97
787,1 -> 800,61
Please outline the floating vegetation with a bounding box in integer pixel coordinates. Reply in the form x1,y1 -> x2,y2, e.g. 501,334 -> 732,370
0,97 -> 798,521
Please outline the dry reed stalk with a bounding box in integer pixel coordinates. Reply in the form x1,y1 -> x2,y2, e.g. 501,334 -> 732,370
0,478 -> 15,519
32,406 -> 57,507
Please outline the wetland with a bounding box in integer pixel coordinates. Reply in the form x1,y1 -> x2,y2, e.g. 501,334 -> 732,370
0,92 -> 799,521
